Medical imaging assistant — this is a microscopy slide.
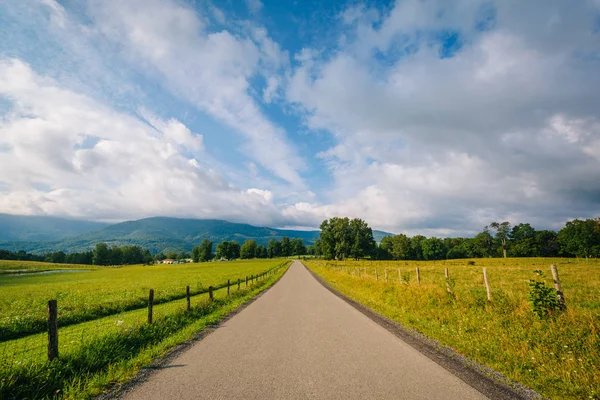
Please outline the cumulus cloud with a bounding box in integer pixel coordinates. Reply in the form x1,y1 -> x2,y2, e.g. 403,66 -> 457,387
85,0 -> 303,187
286,0 -> 600,234
0,59 -> 285,225
1,0 -> 599,235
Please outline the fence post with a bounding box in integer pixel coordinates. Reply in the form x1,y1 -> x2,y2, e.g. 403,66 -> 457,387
186,286 -> 190,311
48,300 -> 58,361
416,267 -> 421,285
385,269 -> 388,283
550,264 -> 566,309
209,286 -> 214,300
445,268 -> 453,295
246,276 -> 248,287
376,268 -> 379,281
227,279 -> 230,296
398,268 -> 402,284
483,268 -> 492,301
148,289 -> 154,324
238,278 -> 241,290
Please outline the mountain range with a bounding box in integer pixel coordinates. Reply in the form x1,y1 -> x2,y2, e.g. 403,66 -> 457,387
0,214 -> 392,254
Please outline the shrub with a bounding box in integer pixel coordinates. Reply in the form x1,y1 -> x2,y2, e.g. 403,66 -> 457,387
528,270 -> 564,318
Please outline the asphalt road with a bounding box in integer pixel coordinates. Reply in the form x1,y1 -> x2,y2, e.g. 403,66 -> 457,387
122,261 -> 488,400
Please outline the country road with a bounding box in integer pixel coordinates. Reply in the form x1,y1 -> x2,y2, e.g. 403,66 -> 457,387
121,261 -> 489,400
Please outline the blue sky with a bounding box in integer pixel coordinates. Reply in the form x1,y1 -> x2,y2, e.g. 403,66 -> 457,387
1,0 -> 599,235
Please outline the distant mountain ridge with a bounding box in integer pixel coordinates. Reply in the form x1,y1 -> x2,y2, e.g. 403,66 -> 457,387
0,215 -> 393,254
0,213 -> 108,242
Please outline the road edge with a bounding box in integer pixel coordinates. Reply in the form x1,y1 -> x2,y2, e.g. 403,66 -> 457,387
302,262 -> 544,400
95,264 -> 291,400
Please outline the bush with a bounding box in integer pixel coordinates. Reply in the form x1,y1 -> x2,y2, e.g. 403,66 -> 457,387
528,270 -> 564,318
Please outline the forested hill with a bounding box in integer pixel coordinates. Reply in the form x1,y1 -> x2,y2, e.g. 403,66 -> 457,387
0,215 -> 392,254
0,213 -> 108,242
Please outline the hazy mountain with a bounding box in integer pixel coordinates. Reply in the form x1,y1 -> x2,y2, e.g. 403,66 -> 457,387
0,213 -> 109,242
0,215 -> 393,254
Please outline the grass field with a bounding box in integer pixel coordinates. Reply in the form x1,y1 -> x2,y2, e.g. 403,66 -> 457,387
0,259 -> 284,341
305,257 -> 600,400
0,259 -> 291,399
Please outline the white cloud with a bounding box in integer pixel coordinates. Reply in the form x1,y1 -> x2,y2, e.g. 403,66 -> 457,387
0,59 -> 285,225
245,0 -> 263,15
285,0 -> 600,234
84,0 -> 303,187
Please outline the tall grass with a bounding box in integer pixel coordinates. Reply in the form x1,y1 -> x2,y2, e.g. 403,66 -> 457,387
306,258 -> 600,400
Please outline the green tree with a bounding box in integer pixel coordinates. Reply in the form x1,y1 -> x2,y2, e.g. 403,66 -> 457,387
349,218 -> 376,259
318,217 -> 375,260
166,252 -> 178,260
410,235 -> 426,260
422,237 -> 446,260
93,243 -> 111,266
509,223 -> 537,257
256,245 -> 268,258
280,237 -> 292,257
473,229 -> 494,257
490,221 -> 511,258
290,238 -> 307,256
535,230 -> 559,257
240,240 -> 258,259
193,239 -> 213,262
558,218 -> 600,259
390,234 -> 412,260
267,239 -> 282,258
121,245 -> 145,264
216,241 -> 240,260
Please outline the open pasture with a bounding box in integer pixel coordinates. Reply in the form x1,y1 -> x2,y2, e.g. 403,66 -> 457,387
0,261 -> 290,399
0,259 -> 284,341
306,257 -> 600,400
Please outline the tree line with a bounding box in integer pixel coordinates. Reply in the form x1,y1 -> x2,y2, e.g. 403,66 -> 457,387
2,217 -> 597,265
314,217 -> 600,260
190,237 -> 309,262
0,243 -> 154,266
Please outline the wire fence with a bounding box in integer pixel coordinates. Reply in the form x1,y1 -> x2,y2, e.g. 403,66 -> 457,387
0,261 -> 289,367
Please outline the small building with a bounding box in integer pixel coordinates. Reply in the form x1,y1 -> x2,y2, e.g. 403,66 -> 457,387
161,259 -> 175,264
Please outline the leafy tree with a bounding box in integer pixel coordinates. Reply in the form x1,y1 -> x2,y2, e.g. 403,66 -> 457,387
313,239 -> 322,257
93,243 -> 111,266
291,238 -> 307,256
192,239 -> 213,262
318,217 -> 375,260
509,223 -> 537,257
240,240 -> 258,259
45,251 -> 66,264
535,230 -> 559,257
557,218 -> 600,259
410,235 -> 426,260
280,237 -> 292,257
166,252 -> 178,260
349,218 -> 376,260
267,239 -> 282,258
216,241 -> 240,260
473,230 -> 494,257
422,237 -> 446,260
256,245 -> 268,258
489,221 -> 511,258
389,234 -> 412,260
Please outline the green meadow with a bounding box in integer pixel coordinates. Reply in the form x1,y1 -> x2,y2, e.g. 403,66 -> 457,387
306,257 -> 600,400
0,259 -> 290,399
0,259 -> 284,341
